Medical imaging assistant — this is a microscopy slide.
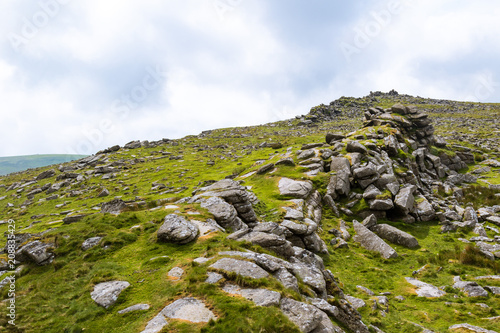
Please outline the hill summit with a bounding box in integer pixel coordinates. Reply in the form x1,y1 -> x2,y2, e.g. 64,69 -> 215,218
1,93 -> 500,332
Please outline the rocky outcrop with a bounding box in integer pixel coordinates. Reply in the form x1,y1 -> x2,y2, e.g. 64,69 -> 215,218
191,179 -> 258,227
157,214 -> 199,244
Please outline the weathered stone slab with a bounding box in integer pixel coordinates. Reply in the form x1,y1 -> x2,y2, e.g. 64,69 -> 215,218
161,297 -> 216,323
91,281 -> 130,308
353,221 -> 398,259
371,224 -> 419,248
209,258 -> 269,279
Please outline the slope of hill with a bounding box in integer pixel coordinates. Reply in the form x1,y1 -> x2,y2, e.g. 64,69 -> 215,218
0,154 -> 88,176
0,92 -> 499,333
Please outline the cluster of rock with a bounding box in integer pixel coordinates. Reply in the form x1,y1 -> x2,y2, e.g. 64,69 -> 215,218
200,248 -> 370,333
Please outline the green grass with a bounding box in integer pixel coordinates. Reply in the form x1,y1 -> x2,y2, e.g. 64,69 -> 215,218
1,94 -> 500,332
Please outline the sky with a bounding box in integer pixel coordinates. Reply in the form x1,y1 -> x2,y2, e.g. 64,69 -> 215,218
0,0 -> 499,156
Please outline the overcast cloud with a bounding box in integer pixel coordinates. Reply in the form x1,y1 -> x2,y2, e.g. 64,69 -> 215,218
1,0 -> 499,156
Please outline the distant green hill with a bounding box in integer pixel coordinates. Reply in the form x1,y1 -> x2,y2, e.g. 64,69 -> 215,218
0,154 -> 88,175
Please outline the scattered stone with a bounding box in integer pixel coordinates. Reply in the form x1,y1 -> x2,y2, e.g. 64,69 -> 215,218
161,297 -> 217,323
405,277 -> 445,298
63,214 -> 89,224
276,157 -> 295,166
91,281 -> 130,308
415,196 -> 435,222
353,221 -> 398,259
167,267 -> 184,280
82,237 -> 102,251
346,295 -> 366,310
157,214 -> 199,244
273,267 -> 299,292
356,285 -> 375,296
98,188 -> 110,197
118,303 -> 150,314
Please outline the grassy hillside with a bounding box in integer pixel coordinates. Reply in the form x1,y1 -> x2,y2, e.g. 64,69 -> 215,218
0,155 -> 88,176
0,92 -> 499,333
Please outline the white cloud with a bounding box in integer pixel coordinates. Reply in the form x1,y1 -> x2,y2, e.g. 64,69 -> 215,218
0,1 -> 499,156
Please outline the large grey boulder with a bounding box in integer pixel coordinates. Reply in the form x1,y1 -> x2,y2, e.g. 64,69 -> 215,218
353,221 -> 398,259
279,178 -> 313,199
463,206 -> 479,224
371,224 -> 419,248
209,258 -> 269,279
394,186 -> 415,215
161,297 -> 217,323
200,196 -> 245,231
91,281 -> 130,308
157,214 -> 199,244
280,298 -> 324,333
